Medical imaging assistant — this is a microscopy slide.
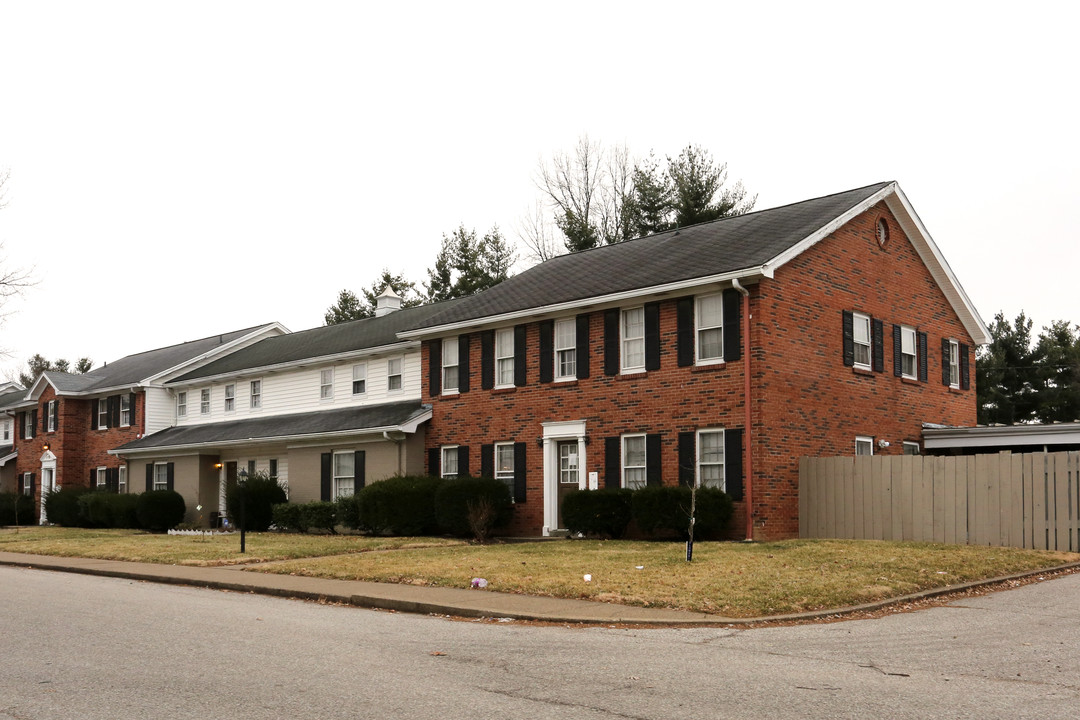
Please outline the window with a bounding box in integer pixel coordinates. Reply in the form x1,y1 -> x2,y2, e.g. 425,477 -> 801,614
387,358 -> 403,392
22,473 -> 32,496
621,307 -> 645,372
96,467 -> 107,488
118,466 -> 127,493
900,326 -> 917,379
558,440 -> 578,486
176,391 -> 187,418
495,328 -> 515,386
269,458 -> 278,478
97,400 -> 109,430
697,429 -> 725,489
855,436 -> 874,456
555,319 -> 576,379
333,451 -> 355,498
250,380 -> 262,409
441,446 -> 459,478
154,463 -> 169,491
853,312 -> 871,369
120,395 -> 131,427
622,434 -> 647,489
200,389 -> 210,415
25,412 -> 35,438
696,295 -> 724,363
46,400 -> 57,432
495,443 -> 515,501
352,364 -> 367,395
2,419 -> 9,441
442,337 -> 459,392
320,369 -> 334,399
247,459 -> 256,476
948,339 -> 960,388
903,441 -> 921,456
224,384 -> 236,412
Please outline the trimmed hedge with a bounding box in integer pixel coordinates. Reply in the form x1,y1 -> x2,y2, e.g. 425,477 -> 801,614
225,472 -> 287,532
43,486 -> 93,527
0,492 -> 35,526
300,501 -> 337,534
136,490 -> 186,532
434,475 -> 512,540
272,503 -> 308,533
78,492 -> 141,529
353,475 -> 444,535
630,486 -> 733,539
561,488 -> 634,538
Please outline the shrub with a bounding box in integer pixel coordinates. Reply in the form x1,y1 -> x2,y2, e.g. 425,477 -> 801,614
354,475 -> 444,536
136,490 -> 186,532
561,489 -> 634,538
630,486 -> 733,539
272,503 -> 307,533
225,471 -> 288,532
43,486 -> 93,527
434,475 -> 511,540
299,501 -> 337,534
77,492 -> 141,529
0,492 -> 36,526
335,494 -> 360,531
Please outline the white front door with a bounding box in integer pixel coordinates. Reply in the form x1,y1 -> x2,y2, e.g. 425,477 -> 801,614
39,466 -> 55,524
541,420 -> 587,535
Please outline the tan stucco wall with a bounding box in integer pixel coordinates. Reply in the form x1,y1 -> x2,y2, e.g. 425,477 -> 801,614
129,455 -> 221,525
288,430 -> 428,504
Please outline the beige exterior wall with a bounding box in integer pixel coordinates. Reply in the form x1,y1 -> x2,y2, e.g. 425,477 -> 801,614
128,454 -> 222,525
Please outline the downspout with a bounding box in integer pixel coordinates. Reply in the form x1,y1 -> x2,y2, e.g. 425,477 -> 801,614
731,278 -> 754,542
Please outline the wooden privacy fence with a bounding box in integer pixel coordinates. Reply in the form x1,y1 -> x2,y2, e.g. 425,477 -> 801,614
799,452 -> 1080,551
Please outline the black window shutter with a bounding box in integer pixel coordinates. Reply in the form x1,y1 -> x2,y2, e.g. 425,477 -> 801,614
604,436 -> 621,489
111,395 -> 121,428
678,431 -> 695,487
941,338 -> 951,386
90,467 -> 97,488
320,452 -> 332,501
513,441 -> 527,503
429,339 -> 442,397
644,302 -> 661,371
725,429 -> 744,501
166,463 -> 175,491
458,445 -> 470,476
960,343 -> 971,390
108,467 -> 118,493
514,324 -> 527,387
872,318 -> 884,372
53,400 -> 60,431
458,334 -> 471,393
89,401 -> 96,429
481,443 -> 494,479
29,473 -> 35,498
676,297 -> 694,367
842,310 -> 854,367
722,289 -> 741,362
538,320 -> 554,384
645,434 -> 662,486
41,404 -> 47,432
428,448 -> 439,477
918,332 -> 928,382
480,330 -> 495,390
603,309 -> 620,376
145,464 -> 153,492
354,451 -> 366,490
892,325 -> 903,377
575,313 -> 591,379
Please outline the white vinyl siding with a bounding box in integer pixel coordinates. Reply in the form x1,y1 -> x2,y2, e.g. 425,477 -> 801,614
144,388 -> 177,434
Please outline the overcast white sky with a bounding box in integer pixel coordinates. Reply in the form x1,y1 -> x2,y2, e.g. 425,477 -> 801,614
1,1 -> 1077,381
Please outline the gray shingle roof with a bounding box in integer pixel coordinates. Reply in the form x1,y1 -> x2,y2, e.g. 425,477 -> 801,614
170,299 -> 466,383
0,389 -> 27,409
114,401 -> 429,452
408,182 -> 892,330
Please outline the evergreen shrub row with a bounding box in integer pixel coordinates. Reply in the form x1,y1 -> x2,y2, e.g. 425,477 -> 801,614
563,486 -> 734,539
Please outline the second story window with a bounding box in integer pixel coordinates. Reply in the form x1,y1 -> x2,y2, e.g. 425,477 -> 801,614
352,364 -> 367,395
948,339 -> 960,388
495,329 -> 514,387
621,308 -> 645,372
387,358 -> 403,392
120,395 -> 132,427
250,380 -> 262,409
442,337 -> 459,392
176,391 -> 187,418
200,389 -> 210,415
97,400 -> 109,429
696,295 -> 724,363
224,384 -> 236,412
555,318 -> 576,379
2,419 -> 9,441
900,326 -> 917,379
853,313 -> 871,369
320,369 -> 334,400
46,400 -> 57,432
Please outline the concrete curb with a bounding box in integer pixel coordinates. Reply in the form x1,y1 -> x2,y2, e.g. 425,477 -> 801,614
2,551 -> 1078,626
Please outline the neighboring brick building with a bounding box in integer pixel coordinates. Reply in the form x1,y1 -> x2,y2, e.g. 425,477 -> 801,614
401,182 -> 989,539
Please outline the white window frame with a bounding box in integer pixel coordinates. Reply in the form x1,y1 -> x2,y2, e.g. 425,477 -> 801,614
695,294 -> 724,364
247,459 -> 257,476
696,428 -> 725,489
22,472 -> 32,496
118,465 -> 127,493
333,451 -> 355,499
46,400 -> 57,432
902,441 -> 921,456
495,328 -> 515,387
320,369 -> 334,400
269,458 -> 278,478
97,400 -> 109,430
200,389 -> 211,415
24,413 -> 34,437
900,325 -> 917,380
855,436 -> 874,456
2,419 -> 9,442
622,433 -> 647,489
352,363 -> 367,395
96,466 -> 108,489
224,384 -> 236,412
440,445 -> 459,479
554,318 -> 576,380
853,312 -> 872,370
621,307 -> 645,373
176,391 -> 187,418
442,337 -> 459,393
495,442 -> 515,502
250,380 -> 262,409
153,463 -> 169,491
387,357 -> 403,393
948,339 -> 960,388
120,395 -> 131,427
558,440 -> 579,486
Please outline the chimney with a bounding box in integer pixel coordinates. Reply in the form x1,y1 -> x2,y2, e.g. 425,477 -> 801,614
375,286 -> 402,317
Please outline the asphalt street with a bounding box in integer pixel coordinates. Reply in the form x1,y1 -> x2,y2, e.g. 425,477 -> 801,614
1,565 -> 1077,719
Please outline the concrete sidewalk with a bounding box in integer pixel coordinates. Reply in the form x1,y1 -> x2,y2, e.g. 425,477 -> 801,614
3,550 -> 1076,626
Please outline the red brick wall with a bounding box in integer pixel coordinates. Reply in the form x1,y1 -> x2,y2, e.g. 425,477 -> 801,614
423,203 -> 978,539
